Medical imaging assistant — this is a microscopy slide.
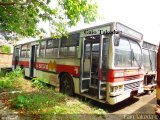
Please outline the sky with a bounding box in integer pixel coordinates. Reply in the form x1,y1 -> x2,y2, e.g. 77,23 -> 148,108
18,0 -> 160,45
70,0 -> 160,45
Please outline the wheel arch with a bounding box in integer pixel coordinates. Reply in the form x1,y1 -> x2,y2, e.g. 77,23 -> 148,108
58,72 -> 75,94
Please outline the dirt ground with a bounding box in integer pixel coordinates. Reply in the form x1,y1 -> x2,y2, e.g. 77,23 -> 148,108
0,79 -> 157,120
111,92 -> 156,114
93,91 -> 157,120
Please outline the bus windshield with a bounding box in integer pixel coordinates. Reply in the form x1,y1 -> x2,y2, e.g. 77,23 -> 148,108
114,37 -> 142,67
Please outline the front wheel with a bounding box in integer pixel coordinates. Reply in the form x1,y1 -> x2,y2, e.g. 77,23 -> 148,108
60,74 -> 74,96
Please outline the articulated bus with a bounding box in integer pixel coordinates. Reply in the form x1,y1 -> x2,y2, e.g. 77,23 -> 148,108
142,41 -> 158,93
12,22 -> 144,105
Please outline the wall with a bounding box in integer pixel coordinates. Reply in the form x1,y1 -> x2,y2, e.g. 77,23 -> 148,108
0,53 -> 13,68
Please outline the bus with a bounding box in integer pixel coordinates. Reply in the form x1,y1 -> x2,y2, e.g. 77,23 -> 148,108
12,22 -> 144,105
142,41 -> 158,94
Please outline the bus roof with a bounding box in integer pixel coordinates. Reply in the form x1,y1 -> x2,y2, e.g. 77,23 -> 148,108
15,22 -> 143,46
71,22 -> 143,40
142,40 -> 158,51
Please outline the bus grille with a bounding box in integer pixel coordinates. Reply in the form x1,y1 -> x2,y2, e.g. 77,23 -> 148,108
124,82 -> 140,91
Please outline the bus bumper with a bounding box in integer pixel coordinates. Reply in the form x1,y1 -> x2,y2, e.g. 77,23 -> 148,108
144,84 -> 156,91
108,87 -> 144,105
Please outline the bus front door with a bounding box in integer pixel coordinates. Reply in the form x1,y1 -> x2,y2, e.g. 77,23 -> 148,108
80,35 -> 106,99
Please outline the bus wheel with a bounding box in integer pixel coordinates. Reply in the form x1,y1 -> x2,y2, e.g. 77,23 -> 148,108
60,74 -> 74,96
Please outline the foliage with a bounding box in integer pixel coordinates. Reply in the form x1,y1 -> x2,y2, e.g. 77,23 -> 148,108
0,45 -> 11,53
0,70 -> 6,78
0,68 -> 23,89
12,94 -> 31,109
0,0 -> 98,38
10,90 -> 106,119
31,78 -> 47,89
11,90 -> 66,112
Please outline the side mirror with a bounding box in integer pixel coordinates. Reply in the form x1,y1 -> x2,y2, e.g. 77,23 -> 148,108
114,34 -> 120,46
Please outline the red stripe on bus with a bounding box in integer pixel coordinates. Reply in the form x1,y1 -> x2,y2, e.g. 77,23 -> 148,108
36,62 -> 48,71
35,62 -> 80,77
18,61 -> 29,67
12,61 -> 15,65
56,64 -> 80,77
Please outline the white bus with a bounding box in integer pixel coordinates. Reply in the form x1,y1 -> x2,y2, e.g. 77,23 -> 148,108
142,41 -> 158,93
12,22 -> 144,105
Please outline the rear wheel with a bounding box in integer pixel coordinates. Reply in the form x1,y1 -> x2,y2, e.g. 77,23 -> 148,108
60,74 -> 74,96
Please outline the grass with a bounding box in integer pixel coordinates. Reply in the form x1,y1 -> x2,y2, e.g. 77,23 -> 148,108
9,90 -> 106,119
0,69 -> 106,120
0,68 -> 23,91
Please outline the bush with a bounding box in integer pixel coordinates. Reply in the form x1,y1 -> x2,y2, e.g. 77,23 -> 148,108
0,68 -> 23,89
0,71 -> 6,78
31,78 -> 47,89
11,91 -> 66,113
0,45 -> 11,53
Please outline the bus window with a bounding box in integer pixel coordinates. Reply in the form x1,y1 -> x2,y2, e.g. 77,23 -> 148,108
130,40 -> 142,67
68,46 -> 76,57
143,49 -> 151,72
36,45 -> 40,58
26,44 -> 31,57
114,38 -> 132,67
53,39 -> 59,57
40,41 -> 46,57
60,47 -> 68,57
59,35 -> 78,58
21,44 -> 28,57
60,37 -> 68,57
150,51 -> 156,71
46,39 -> 54,58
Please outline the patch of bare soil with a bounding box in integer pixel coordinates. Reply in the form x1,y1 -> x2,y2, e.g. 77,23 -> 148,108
20,78 -> 38,92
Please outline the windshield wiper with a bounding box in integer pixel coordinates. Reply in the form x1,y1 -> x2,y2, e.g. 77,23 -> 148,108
132,49 -> 141,69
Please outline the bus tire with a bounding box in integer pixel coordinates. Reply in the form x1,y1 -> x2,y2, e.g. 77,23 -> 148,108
60,73 -> 74,96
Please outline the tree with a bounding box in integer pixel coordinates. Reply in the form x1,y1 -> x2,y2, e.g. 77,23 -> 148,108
0,0 -> 98,38
0,45 -> 11,53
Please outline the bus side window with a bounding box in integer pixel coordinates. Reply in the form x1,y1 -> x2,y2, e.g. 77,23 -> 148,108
46,39 -> 54,58
26,44 -> 31,58
21,44 -> 28,57
68,46 -> 76,57
39,41 -> 46,58
150,51 -> 156,71
143,49 -> 150,72
59,34 -> 79,58
36,45 -> 40,58
53,39 -> 59,57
